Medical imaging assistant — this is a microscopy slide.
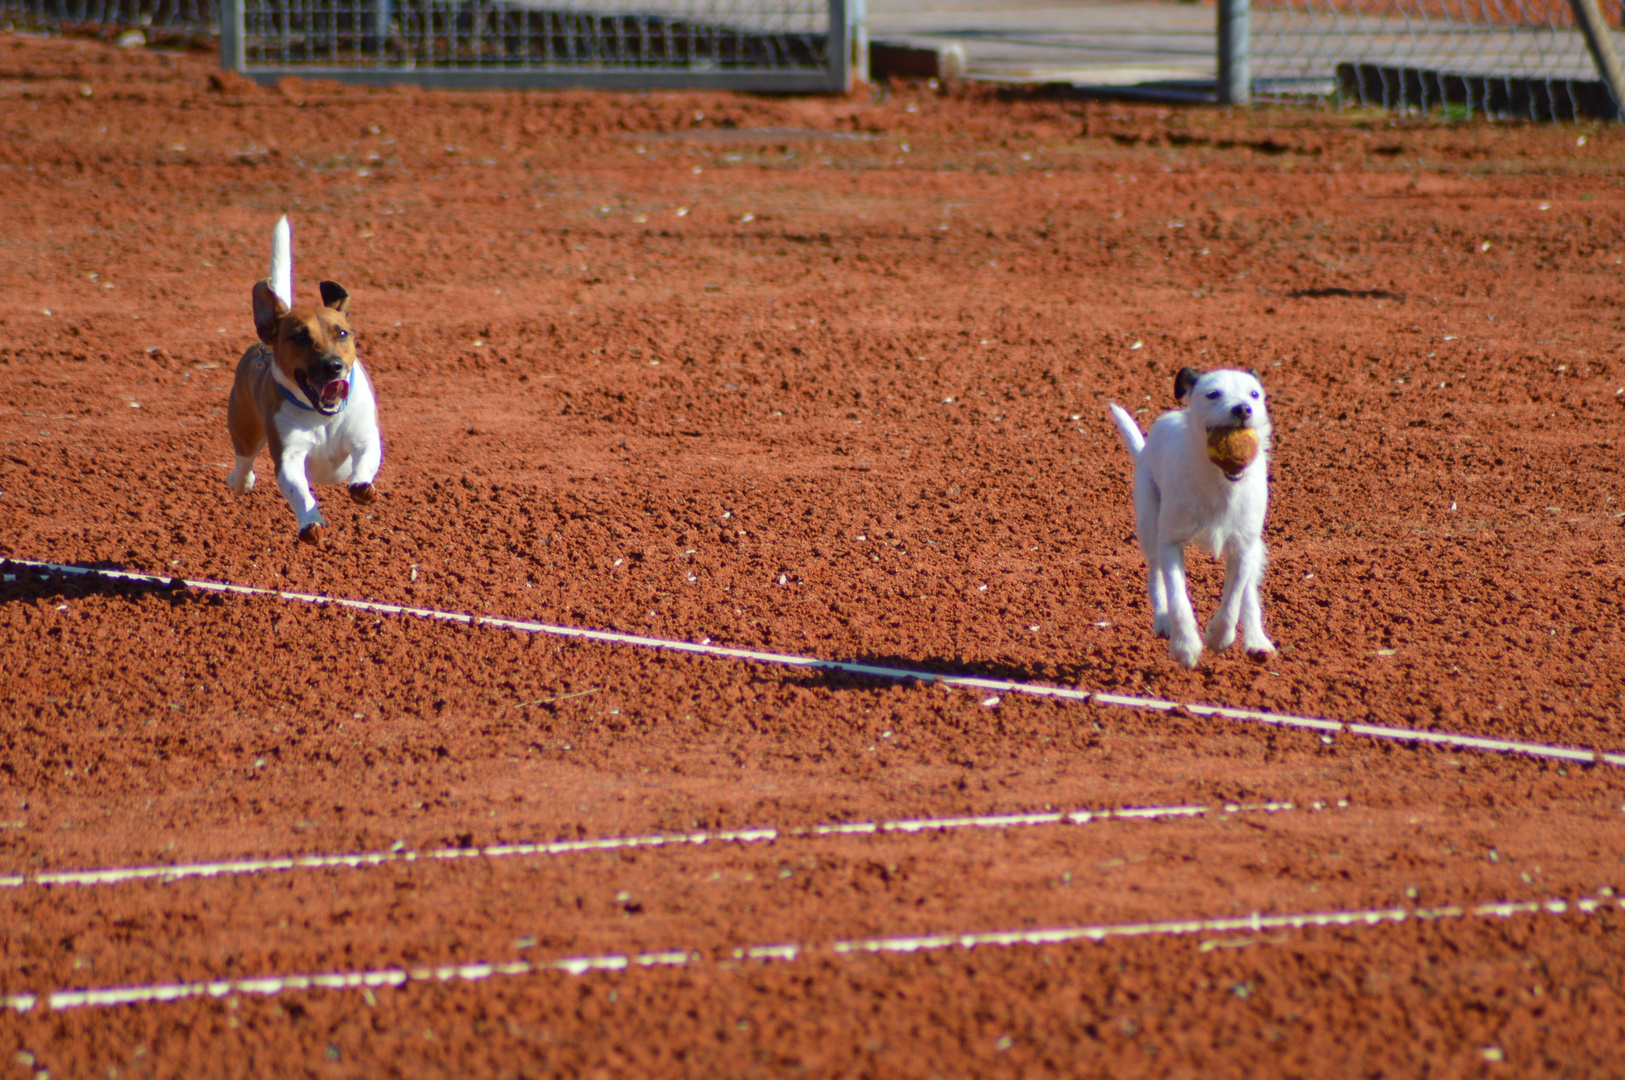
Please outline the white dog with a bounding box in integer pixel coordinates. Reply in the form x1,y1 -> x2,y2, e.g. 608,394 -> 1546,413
1108,368 -> 1274,668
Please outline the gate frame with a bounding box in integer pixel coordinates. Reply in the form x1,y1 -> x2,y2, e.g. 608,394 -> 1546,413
1239,0 -> 1625,118
219,0 -> 856,91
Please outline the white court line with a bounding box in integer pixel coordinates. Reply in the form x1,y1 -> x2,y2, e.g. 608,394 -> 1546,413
3,893 -> 1617,1014
0,800 -> 1311,890
831,895 -> 1625,955
8,558 -> 1623,771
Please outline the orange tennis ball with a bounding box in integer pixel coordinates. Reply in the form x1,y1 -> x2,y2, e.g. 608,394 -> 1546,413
1206,426 -> 1260,478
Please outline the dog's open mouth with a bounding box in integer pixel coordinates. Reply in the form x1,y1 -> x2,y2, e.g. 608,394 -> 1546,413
296,371 -> 350,414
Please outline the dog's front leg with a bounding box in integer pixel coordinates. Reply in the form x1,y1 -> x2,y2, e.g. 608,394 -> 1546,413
1204,543 -> 1264,654
1238,552 -> 1275,657
275,449 -> 327,544
1157,542 -> 1203,668
347,431 -> 383,505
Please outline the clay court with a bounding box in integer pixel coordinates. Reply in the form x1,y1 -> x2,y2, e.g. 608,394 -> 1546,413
1,28 -> 1624,1077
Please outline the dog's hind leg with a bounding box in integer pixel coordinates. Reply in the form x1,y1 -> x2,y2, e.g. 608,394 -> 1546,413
1133,478 -> 1170,636
1147,557 -> 1171,639
225,367 -> 264,495
226,454 -> 259,495
1157,542 -> 1203,668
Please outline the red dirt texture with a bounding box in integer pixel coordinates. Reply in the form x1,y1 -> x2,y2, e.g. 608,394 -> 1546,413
1,27 -> 1624,1080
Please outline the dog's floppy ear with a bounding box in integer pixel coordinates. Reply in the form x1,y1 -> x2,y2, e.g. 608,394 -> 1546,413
1173,367 -> 1201,402
318,280 -> 350,313
251,279 -> 288,345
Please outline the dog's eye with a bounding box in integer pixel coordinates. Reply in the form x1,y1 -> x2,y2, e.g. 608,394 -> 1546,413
336,329 -> 350,340
1250,391 -> 1260,399
1205,391 -> 1221,400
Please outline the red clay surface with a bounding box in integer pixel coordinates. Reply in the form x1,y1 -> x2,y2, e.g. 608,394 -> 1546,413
2,28 -> 1624,1079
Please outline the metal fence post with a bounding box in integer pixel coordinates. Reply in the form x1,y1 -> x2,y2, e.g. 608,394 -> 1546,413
827,0 -> 852,92
849,0 -> 868,87
1217,0 -> 1250,106
218,0 -> 244,73
1567,0 -> 1625,120
374,0 -> 393,52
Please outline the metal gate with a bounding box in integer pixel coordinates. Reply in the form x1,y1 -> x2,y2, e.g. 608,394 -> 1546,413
220,0 -> 855,90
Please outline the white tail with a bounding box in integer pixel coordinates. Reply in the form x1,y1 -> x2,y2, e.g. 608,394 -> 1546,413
268,216 -> 293,309
1108,403 -> 1145,460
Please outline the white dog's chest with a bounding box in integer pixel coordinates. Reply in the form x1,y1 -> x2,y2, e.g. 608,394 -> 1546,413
286,425 -> 360,485
1161,482 -> 1265,557
273,364 -> 377,486
1187,486 -> 1258,553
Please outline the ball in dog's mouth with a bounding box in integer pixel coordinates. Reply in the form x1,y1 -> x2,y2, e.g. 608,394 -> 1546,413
1206,426 -> 1260,481
297,371 -> 351,413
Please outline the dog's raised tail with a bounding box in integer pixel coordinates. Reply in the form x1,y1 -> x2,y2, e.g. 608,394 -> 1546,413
269,215 -> 293,309
1108,403 -> 1145,460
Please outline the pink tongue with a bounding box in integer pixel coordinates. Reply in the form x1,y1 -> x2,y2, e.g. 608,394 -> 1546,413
321,379 -> 350,406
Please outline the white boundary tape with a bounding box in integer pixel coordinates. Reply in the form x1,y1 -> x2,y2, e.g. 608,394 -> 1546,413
7,558 -> 1623,771
0,800 -> 1313,890
3,893 -> 1618,1014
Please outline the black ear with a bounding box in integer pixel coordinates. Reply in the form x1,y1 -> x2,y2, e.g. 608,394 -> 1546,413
251,280 -> 287,346
318,280 -> 350,313
1173,367 -> 1200,402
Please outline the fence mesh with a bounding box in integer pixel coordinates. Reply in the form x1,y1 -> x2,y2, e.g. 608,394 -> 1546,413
240,0 -> 831,72
1254,0 -> 1619,118
0,0 -> 215,28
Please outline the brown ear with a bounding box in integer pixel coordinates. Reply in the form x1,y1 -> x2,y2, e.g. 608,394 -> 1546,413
252,280 -> 288,345
1173,367 -> 1201,402
318,280 -> 350,313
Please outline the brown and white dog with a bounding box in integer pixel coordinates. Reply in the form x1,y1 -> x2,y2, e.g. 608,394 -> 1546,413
226,217 -> 382,544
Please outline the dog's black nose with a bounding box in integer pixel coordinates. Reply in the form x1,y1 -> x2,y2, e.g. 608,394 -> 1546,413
312,357 -> 344,382
1231,403 -> 1252,420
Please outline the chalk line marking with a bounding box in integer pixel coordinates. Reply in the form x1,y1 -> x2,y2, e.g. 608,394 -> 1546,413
3,893 -> 1617,1014
0,800 -> 1313,890
8,558 -> 1623,771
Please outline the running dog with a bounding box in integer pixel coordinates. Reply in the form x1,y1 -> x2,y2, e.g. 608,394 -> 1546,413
226,216 -> 382,545
1108,367 -> 1274,668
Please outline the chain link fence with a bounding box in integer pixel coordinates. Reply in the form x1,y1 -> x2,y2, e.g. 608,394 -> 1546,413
4,0 -> 1619,115
1253,0 -> 1622,118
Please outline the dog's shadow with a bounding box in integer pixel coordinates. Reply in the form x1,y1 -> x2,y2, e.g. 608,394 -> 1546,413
769,649 -> 1090,695
0,560 -> 208,609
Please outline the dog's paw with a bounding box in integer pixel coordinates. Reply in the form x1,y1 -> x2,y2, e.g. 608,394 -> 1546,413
1203,623 -> 1236,653
1151,613 -> 1171,639
1169,634 -> 1203,669
298,522 -> 325,546
226,470 -> 256,495
348,481 -> 376,505
1244,639 -> 1277,661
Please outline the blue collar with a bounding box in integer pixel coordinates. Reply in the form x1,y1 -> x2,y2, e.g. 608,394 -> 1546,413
279,379 -> 347,414
279,380 -> 317,411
